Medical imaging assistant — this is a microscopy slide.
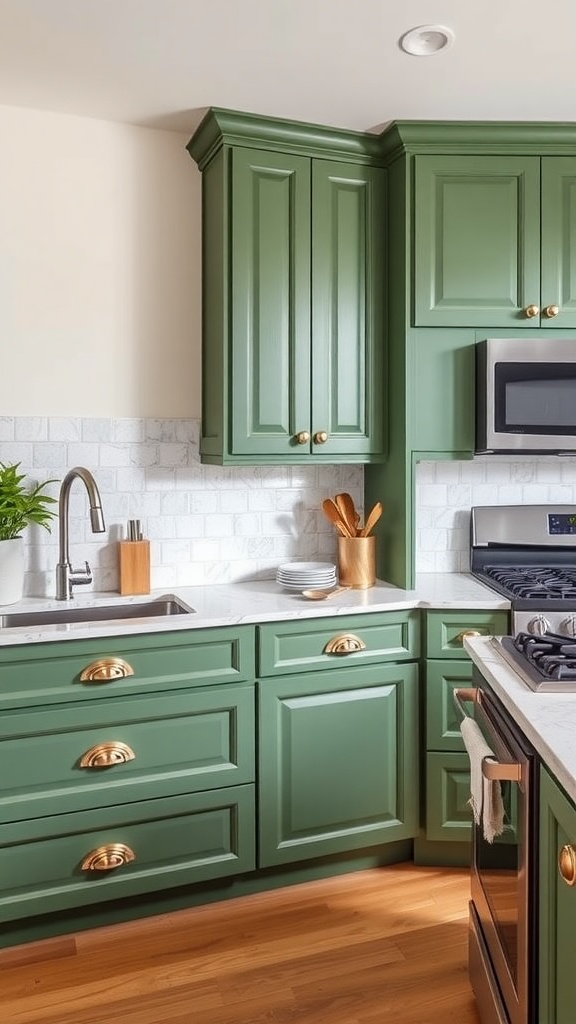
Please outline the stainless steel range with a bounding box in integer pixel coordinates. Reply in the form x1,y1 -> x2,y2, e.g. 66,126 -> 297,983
472,504 -> 576,691
471,504 -> 576,636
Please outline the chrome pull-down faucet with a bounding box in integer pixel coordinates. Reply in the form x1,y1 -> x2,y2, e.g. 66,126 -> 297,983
55,467 -> 105,600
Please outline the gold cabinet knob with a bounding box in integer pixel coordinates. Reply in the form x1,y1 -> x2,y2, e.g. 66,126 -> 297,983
559,844 -> 576,886
313,431 -> 328,445
79,741 -> 136,768
81,843 -> 136,872
543,304 -> 560,318
454,629 -> 482,645
79,657 -> 134,683
294,431 -> 310,445
524,304 -> 540,319
324,633 -> 367,655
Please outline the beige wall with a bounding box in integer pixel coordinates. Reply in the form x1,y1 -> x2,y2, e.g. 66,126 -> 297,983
0,104 -> 200,418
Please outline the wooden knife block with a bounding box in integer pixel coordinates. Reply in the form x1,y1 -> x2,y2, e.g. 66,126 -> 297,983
118,540 -> 150,595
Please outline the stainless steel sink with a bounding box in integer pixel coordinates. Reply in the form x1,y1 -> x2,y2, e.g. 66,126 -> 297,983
0,597 -> 196,629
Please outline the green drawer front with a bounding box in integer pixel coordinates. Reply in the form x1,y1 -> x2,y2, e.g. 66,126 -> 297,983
0,626 -> 255,710
258,611 -> 419,676
426,660 -> 473,751
0,784 -> 255,924
425,610 -> 509,659
0,683 -> 255,823
426,752 -> 472,842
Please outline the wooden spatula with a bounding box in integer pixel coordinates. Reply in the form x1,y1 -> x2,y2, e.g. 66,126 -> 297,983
322,497 -> 355,537
335,493 -> 359,537
360,501 -> 383,537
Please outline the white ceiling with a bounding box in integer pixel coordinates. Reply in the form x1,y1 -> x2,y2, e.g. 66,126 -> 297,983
0,0 -> 576,137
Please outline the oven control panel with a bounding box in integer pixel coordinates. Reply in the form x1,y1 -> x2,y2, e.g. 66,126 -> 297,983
548,513 -> 576,536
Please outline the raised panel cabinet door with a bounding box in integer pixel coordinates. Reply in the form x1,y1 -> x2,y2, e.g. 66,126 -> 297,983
541,157 -> 576,329
311,161 -> 385,457
425,659 -> 473,751
230,148 -> 312,456
413,155 -> 541,328
258,662 -> 418,867
539,767 -> 576,1024
425,752 -> 472,842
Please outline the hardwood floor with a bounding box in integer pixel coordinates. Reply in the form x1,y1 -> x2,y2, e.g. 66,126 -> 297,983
0,863 -> 481,1024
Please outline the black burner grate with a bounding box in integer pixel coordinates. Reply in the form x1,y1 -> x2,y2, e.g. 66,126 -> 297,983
513,631 -> 576,680
484,565 -> 576,602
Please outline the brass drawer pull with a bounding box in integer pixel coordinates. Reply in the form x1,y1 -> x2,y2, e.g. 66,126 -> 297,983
524,303 -> 540,318
324,633 -> 367,655
543,304 -> 559,318
79,741 -> 136,768
81,843 -> 136,872
79,657 -> 134,683
313,431 -> 328,445
454,629 -> 482,645
294,431 -> 310,445
559,844 -> 576,886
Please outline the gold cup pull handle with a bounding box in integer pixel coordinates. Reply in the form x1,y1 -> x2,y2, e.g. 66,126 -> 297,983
79,657 -> 134,683
559,844 -> 576,886
324,633 -> 367,655
81,843 -> 136,872
524,304 -> 540,319
543,304 -> 560,319
454,629 -> 482,646
79,741 -> 136,768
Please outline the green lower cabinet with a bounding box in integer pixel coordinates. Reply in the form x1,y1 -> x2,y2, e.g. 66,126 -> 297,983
0,683 -> 255,823
539,767 -> 576,1024
258,662 -> 418,866
425,752 -> 472,841
0,784 -> 255,925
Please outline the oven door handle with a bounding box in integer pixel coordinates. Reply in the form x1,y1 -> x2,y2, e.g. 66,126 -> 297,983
454,687 -> 523,782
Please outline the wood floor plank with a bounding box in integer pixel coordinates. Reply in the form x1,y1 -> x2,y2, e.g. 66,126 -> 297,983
0,863 -> 481,1024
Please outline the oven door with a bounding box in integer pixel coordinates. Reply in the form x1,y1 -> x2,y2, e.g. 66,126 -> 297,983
456,685 -> 537,1024
476,337 -> 576,453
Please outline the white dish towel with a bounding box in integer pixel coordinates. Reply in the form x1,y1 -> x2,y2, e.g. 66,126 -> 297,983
460,716 -> 506,843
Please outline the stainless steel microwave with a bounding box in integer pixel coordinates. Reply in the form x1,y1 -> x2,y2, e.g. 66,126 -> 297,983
476,337 -> 576,453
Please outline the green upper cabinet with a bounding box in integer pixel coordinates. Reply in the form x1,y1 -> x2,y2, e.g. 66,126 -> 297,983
413,154 -> 576,329
187,109 -> 385,465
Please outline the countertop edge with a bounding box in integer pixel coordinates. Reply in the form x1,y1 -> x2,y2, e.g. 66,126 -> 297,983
0,573 -> 509,647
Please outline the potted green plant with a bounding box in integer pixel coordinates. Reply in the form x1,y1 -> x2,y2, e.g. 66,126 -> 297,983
0,462 -> 58,605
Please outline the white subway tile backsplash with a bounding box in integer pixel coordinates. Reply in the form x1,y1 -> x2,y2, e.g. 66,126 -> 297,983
4,416 -> 361,597
16,417 -> 48,442
16,417 -> 576,597
415,457 -> 576,573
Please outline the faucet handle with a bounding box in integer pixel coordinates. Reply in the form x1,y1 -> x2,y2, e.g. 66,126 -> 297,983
70,562 -> 93,587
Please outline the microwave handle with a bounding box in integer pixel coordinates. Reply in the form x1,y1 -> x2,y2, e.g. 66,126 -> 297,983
454,687 -> 523,782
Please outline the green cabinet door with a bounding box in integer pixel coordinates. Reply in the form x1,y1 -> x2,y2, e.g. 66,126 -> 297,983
190,110 -> 386,465
311,160 -> 385,458
413,155 -> 541,328
539,767 -> 576,1024
541,157 -> 576,329
258,662 -> 418,866
231,147 -> 311,458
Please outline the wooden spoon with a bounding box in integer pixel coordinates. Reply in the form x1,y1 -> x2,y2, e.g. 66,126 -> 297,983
322,497 -> 355,537
335,493 -> 359,537
302,586 -> 350,600
359,501 -> 383,537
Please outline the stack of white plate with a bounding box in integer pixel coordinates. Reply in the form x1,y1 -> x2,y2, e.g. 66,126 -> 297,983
276,561 -> 337,591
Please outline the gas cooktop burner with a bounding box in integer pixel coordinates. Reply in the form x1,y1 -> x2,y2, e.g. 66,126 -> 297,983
496,632 -> 576,692
483,565 -> 576,602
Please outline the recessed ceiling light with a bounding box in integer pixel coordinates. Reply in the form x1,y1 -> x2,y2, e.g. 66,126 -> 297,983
400,25 -> 455,57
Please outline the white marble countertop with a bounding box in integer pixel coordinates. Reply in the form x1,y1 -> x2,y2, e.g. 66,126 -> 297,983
465,635 -> 576,805
0,572 -> 508,647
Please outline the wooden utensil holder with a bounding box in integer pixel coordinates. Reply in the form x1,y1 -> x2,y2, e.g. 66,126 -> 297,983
118,541 -> 150,595
338,536 -> 376,589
